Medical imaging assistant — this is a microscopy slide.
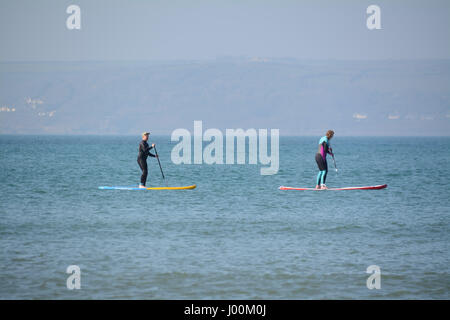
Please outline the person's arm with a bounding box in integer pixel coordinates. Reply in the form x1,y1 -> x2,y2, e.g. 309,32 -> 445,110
147,143 -> 157,157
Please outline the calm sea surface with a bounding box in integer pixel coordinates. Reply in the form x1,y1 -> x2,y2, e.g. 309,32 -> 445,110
0,135 -> 449,299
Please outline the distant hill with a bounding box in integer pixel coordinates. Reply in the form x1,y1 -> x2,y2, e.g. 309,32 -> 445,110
1,58 -> 449,135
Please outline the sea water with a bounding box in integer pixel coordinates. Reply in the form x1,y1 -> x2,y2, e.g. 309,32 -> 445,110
0,135 -> 449,299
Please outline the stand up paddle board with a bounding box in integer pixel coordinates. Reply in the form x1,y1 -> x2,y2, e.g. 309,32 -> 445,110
99,184 -> 196,190
279,184 -> 387,191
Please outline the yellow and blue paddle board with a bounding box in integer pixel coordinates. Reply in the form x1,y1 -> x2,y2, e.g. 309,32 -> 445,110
99,184 -> 196,190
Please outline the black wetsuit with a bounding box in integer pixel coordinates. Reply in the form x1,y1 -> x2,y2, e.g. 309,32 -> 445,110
137,140 -> 156,186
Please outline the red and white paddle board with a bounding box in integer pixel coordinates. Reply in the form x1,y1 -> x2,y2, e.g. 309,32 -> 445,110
279,184 -> 387,191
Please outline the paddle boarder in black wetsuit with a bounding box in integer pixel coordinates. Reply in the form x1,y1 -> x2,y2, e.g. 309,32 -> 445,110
137,132 -> 157,188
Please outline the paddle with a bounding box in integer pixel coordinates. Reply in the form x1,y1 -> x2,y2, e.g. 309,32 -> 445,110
331,153 -> 338,173
153,146 -> 166,181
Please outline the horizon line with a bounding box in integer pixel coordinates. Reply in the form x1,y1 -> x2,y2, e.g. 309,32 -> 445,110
1,133 -> 449,138
2,57 -> 450,64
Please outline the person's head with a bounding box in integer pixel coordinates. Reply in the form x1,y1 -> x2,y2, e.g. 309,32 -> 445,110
326,130 -> 334,139
142,132 -> 150,141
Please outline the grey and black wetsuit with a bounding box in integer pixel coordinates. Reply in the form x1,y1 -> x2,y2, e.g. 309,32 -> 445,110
137,140 -> 156,186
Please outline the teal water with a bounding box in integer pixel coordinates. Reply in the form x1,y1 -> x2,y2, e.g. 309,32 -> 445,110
0,135 -> 449,299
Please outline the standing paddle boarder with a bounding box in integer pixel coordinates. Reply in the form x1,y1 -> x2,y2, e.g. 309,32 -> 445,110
315,130 -> 334,190
137,132 -> 158,188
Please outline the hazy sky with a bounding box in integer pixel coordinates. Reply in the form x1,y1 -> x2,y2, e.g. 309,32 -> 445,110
1,1 -> 449,136
1,0 -> 449,61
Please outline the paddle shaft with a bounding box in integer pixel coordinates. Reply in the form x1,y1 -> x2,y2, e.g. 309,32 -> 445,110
331,153 -> 338,172
153,146 -> 165,180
